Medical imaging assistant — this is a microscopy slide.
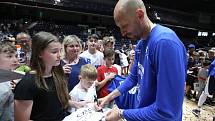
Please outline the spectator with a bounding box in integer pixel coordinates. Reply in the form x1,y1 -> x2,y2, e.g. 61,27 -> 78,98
69,64 -> 97,112
80,34 -> 104,68
61,35 -> 87,91
14,32 -> 70,121
0,41 -> 19,121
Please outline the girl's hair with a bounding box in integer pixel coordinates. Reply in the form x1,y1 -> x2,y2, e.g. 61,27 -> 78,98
0,41 -> 16,54
30,31 -> 69,108
61,35 -> 82,59
80,64 -> 97,80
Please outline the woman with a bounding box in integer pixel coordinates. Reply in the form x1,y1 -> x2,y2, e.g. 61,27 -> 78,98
14,32 -> 71,121
61,35 -> 87,91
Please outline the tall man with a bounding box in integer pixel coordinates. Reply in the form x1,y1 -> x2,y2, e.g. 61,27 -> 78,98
97,0 -> 187,121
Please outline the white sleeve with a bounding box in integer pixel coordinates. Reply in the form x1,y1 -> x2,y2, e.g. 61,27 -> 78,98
84,83 -> 97,102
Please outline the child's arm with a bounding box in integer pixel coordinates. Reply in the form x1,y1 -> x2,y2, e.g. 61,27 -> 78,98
68,99 -> 90,109
96,73 -> 116,90
69,88 -> 90,109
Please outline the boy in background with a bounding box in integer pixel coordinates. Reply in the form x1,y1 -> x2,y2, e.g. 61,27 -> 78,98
97,49 -> 118,98
79,34 -> 104,68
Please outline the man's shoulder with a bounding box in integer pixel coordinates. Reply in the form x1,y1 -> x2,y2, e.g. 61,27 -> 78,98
151,25 -> 177,41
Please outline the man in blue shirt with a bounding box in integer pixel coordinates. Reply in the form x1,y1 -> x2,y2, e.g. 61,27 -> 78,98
97,0 -> 187,121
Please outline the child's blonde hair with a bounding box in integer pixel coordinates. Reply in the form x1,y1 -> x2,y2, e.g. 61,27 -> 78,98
80,64 -> 97,80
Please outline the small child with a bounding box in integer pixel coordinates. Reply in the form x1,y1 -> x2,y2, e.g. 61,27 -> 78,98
97,48 -> 118,98
69,64 -> 97,112
0,41 -> 19,121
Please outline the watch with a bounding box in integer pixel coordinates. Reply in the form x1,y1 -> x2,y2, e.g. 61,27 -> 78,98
118,109 -> 125,120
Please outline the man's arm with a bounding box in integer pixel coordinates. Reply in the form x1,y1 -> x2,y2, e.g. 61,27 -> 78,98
123,37 -> 187,121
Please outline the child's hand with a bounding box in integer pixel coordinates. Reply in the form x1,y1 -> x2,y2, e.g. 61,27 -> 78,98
63,64 -> 72,74
106,73 -> 116,81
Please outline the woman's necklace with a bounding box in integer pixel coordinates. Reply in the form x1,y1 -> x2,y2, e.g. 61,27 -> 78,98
68,57 -> 79,65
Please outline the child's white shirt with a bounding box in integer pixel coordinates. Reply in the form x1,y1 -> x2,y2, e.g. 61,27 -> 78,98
69,82 -> 97,112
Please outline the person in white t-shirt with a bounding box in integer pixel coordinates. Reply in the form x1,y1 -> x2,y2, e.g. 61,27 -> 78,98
69,64 -> 97,112
79,34 -> 104,68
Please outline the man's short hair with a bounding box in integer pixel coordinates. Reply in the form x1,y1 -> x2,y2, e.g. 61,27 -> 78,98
88,34 -> 99,40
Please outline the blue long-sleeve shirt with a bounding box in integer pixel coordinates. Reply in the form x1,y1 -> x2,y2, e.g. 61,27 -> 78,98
117,25 -> 187,121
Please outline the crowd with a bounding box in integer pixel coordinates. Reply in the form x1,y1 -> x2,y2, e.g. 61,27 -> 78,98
0,30 -> 135,121
0,0 -> 214,121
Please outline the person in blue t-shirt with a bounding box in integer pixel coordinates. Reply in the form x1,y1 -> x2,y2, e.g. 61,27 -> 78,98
96,0 -> 187,121
61,35 -> 87,91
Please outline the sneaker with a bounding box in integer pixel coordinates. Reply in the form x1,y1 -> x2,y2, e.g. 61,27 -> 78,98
192,109 -> 200,117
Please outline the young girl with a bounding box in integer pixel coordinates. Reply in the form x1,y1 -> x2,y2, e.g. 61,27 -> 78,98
14,32 -> 70,121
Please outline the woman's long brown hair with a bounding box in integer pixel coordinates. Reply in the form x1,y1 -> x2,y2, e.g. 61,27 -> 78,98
30,31 -> 69,108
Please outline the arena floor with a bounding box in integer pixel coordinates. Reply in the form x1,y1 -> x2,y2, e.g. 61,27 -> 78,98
183,98 -> 215,121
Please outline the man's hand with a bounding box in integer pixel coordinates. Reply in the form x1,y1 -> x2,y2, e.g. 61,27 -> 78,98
105,107 -> 121,121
